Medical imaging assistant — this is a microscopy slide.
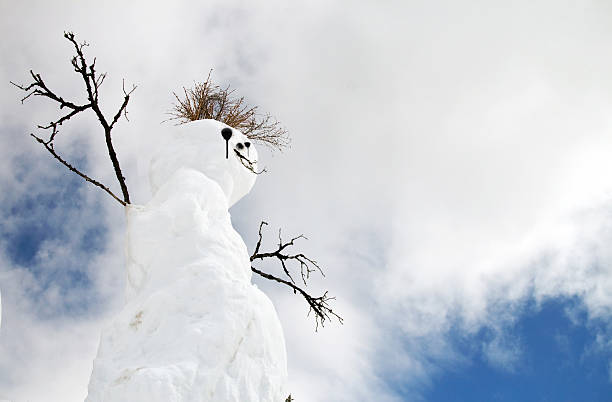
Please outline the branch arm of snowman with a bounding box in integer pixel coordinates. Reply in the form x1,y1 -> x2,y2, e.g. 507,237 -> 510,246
250,221 -> 344,330
11,31 -> 135,206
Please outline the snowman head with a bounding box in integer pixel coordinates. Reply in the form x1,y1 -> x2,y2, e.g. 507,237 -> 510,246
150,119 -> 259,207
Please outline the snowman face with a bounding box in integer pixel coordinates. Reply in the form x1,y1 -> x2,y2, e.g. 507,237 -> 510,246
150,119 -> 259,207
208,122 -> 260,205
219,125 -> 259,174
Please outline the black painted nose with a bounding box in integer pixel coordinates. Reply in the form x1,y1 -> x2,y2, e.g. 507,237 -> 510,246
244,142 -> 251,149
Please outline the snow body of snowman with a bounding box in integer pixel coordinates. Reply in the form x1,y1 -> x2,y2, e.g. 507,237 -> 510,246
86,119 -> 288,402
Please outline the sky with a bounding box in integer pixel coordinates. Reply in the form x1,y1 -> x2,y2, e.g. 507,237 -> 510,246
1,0 -> 612,400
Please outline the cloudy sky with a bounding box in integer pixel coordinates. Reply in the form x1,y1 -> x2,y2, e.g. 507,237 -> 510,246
2,0 -> 612,400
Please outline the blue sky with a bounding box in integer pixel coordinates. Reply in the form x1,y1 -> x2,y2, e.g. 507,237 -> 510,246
425,299 -> 612,402
2,1 -> 612,401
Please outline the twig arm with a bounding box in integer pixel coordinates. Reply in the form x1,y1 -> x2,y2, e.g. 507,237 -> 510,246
63,31 -> 133,204
251,266 -> 343,331
12,31 -> 134,206
250,221 -> 343,330
30,134 -> 126,206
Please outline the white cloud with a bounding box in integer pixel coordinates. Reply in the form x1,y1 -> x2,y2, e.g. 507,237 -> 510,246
482,330 -> 523,372
2,0 -> 612,401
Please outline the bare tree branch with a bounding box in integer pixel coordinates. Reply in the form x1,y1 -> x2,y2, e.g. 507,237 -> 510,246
251,221 -> 324,285
11,31 -> 135,206
30,133 -> 126,206
250,221 -> 343,330
11,70 -> 89,111
251,266 -> 342,331
110,79 -> 137,129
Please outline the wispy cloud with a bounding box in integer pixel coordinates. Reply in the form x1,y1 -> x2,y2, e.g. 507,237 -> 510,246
2,1 -> 612,401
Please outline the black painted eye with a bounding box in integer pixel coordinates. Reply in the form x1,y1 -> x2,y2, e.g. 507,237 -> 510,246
221,127 -> 233,140
221,128 -> 233,159
236,143 -> 245,150
244,142 -> 251,148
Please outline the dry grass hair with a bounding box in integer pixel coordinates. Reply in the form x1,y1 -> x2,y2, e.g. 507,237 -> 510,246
168,71 -> 289,151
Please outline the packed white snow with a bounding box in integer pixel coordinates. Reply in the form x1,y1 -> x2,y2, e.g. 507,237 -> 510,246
86,119 -> 288,401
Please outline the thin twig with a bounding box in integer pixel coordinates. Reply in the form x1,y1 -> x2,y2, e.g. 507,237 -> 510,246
251,223 -> 324,285
30,133 -> 126,206
250,221 -> 342,330
251,266 -> 343,331
233,149 -> 266,175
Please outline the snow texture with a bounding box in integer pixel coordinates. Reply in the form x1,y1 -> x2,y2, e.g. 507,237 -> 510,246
86,120 -> 288,401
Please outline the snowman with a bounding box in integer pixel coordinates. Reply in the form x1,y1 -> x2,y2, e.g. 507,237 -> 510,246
86,119 -> 288,402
